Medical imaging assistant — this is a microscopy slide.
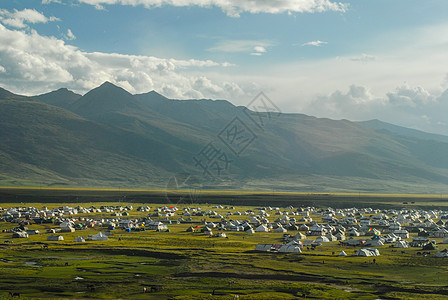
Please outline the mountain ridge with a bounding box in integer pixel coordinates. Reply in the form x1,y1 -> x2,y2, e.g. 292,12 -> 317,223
2,82 -> 448,193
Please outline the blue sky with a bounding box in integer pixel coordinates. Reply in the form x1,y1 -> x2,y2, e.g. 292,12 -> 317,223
2,0 -> 448,134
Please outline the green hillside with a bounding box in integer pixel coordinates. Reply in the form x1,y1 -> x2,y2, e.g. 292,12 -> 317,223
2,82 -> 448,193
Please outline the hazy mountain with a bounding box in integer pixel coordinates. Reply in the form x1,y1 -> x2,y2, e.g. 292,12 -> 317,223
358,119 -> 448,143
2,82 -> 448,193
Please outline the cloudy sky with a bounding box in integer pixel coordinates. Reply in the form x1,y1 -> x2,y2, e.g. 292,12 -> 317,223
2,1 -> 448,134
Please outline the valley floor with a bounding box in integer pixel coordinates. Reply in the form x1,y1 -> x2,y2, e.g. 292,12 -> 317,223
0,193 -> 448,299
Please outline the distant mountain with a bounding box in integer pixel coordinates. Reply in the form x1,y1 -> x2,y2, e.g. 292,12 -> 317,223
358,119 -> 448,143
2,82 -> 448,193
34,88 -> 81,109
69,81 -> 145,119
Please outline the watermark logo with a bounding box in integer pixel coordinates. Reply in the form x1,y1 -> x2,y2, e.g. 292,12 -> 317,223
193,142 -> 233,179
243,92 -> 282,130
218,116 -> 257,156
192,91 -> 281,180
165,173 -> 202,205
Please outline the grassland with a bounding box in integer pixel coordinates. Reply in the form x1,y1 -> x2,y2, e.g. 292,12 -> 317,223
1,190 -> 448,299
2,186 -> 448,209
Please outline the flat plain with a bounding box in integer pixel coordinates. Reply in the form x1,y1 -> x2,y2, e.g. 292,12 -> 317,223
1,188 -> 448,299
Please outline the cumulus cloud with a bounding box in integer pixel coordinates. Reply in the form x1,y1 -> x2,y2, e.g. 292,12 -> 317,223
303,83 -> 448,135
76,0 -> 347,17
0,24 -> 246,100
301,40 -> 328,47
386,84 -> 434,108
0,8 -> 59,29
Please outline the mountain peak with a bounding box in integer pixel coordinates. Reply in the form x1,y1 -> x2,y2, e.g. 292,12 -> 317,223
34,87 -> 81,108
69,81 -> 143,118
99,81 -> 116,88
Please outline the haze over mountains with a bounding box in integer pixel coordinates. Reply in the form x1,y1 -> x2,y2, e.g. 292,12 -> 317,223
2,82 -> 448,193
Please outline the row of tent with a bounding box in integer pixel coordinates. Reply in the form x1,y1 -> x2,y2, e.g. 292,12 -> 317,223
255,243 -> 380,257
46,232 -> 109,242
255,243 -> 302,253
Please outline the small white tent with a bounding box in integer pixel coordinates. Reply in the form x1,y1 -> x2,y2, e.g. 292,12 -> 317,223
394,240 -> 409,248
315,236 -> 330,243
355,248 -> 380,257
338,250 -> 348,256
274,226 -> 287,233
278,245 -> 302,253
366,239 -> 384,247
47,235 -> 64,241
255,225 -> 269,232
255,244 -> 272,252
294,232 -> 306,240
436,250 -> 448,257
88,232 -> 108,241
74,236 -> 86,243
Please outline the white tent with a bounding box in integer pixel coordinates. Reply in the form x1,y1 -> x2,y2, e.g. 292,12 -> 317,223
315,236 -> 330,243
12,231 -> 29,238
366,239 -> 384,247
294,232 -> 306,240
436,250 -> 448,257
74,236 -> 86,243
246,228 -> 255,234
443,237 -> 448,244
255,244 -> 272,252
325,234 -> 338,242
274,226 -> 287,233
286,240 -> 303,246
47,235 -> 64,241
88,232 -> 109,241
355,248 -> 380,257
335,233 -> 346,241
394,240 -> 409,248
278,245 -> 302,253
338,250 -> 348,256
255,225 -> 269,232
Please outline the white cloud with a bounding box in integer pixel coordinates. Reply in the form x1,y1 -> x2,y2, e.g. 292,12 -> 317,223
386,84 -> 434,108
302,83 -> 448,135
253,46 -> 266,53
0,24 -> 245,100
301,40 -> 327,47
250,45 -> 267,56
208,40 -> 273,53
0,65 -> 5,73
65,29 -> 76,40
76,0 -> 347,17
0,8 -> 59,29
42,0 -> 62,4
350,53 -> 376,62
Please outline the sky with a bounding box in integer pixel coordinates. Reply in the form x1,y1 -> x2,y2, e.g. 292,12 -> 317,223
2,0 -> 448,134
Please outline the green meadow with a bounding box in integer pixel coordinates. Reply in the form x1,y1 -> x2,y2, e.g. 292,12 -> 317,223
1,191 -> 448,299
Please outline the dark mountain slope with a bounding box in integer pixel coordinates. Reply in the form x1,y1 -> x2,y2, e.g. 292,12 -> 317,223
1,83 -> 448,192
34,88 -> 81,109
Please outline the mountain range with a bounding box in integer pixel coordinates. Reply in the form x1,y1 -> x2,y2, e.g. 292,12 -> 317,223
2,81 -> 448,193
